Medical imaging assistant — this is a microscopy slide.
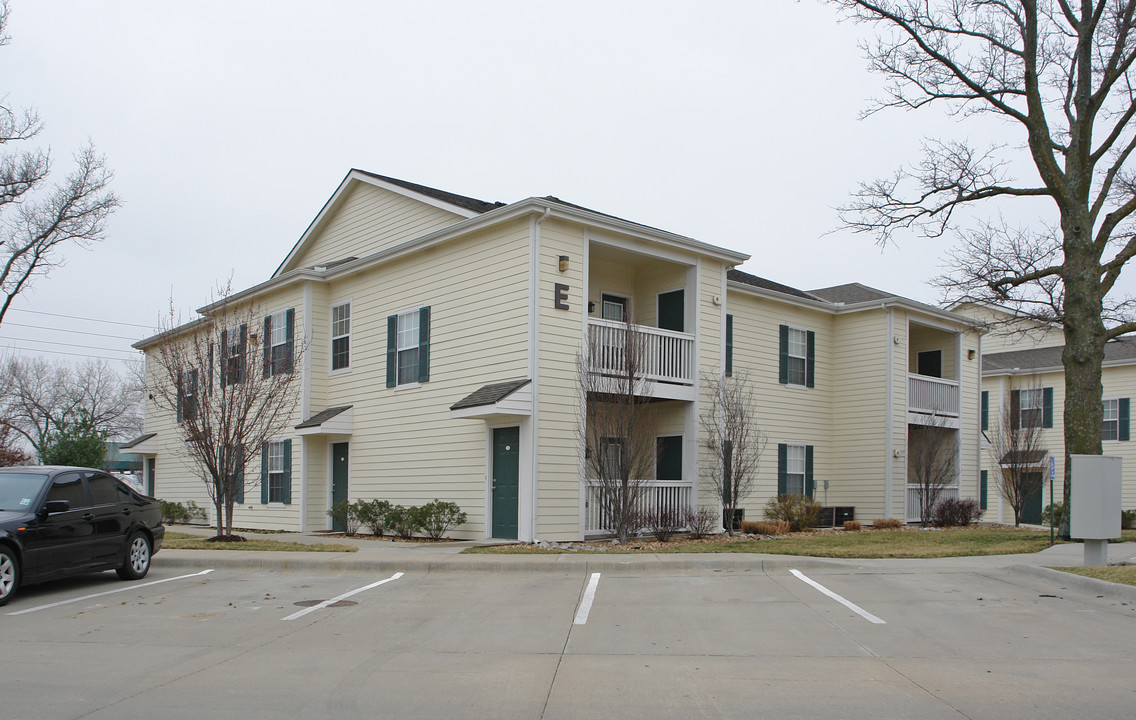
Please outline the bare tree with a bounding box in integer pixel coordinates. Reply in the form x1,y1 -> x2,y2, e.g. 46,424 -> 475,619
828,1 -> 1136,529
579,315 -> 658,543
700,370 -> 767,535
0,356 -> 138,460
147,297 -> 302,539
0,2 -> 119,328
985,387 -> 1049,526
907,414 -> 960,526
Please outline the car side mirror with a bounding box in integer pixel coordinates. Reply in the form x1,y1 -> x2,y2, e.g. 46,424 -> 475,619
43,500 -> 70,515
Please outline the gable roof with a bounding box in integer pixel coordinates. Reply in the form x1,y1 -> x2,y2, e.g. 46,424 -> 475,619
352,170 -> 506,215
727,269 -> 821,302
807,282 -> 897,304
450,379 -> 531,411
984,338 -> 1136,373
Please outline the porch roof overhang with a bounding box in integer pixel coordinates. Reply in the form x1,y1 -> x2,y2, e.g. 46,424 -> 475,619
999,449 -> 1049,468
296,406 -> 353,436
119,432 -> 158,454
450,379 -> 532,420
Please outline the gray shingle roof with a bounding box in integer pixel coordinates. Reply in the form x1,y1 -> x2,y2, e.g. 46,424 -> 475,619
984,338 -> 1136,372
296,406 -> 353,429
450,379 -> 531,411
354,170 -> 505,214
120,433 -> 156,449
727,269 -> 820,301
807,283 -> 896,304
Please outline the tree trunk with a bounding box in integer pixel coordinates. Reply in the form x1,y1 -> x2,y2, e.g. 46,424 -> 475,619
214,495 -> 224,538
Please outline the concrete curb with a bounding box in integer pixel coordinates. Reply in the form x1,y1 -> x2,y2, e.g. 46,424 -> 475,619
1006,564 -> 1136,603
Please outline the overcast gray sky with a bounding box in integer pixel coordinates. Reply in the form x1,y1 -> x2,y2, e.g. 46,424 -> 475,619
0,0 -> 1042,369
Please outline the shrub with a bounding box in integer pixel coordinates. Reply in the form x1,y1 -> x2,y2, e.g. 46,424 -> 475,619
873,518 -> 904,530
764,494 -> 821,532
326,499 -> 360,536
748,520 -> 790,536
353,499 -> 392,537
415,499 -> 468,540
684,507 -> 718,539
1042,502 -> 1067,529
931,497 -> 982,527
739,520 -> 761,534
184,500 -> 207,522
160,499 -> 190,524
645,508 -> 685,542
1123,509 -> 1135,530
844,520 -> 862,531
385,504 -> 421,540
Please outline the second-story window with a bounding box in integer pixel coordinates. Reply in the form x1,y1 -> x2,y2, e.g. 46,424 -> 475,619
397,310 -> 420,385
386,306 -> 431,388
1019,388 -> 1044,428
779,325 -> 815,388
331,302 -> 351,372
221,324 -> 246,387
264,309 -> 294,377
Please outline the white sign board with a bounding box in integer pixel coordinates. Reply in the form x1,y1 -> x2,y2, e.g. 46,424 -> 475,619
1069,455 -> 1123,540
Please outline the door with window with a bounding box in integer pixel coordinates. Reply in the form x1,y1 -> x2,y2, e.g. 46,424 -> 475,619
331,442 -> 349,531
491,427 -> 519,539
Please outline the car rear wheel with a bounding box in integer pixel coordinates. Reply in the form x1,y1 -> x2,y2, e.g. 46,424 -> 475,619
0,547 -> 18,606
116,532 -> 151,580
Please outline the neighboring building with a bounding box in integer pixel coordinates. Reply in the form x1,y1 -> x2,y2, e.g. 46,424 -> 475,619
128,170 -> 983,540
957,303 -> 1136,522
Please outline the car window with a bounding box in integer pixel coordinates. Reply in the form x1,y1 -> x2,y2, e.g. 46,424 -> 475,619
87,473 -> 122,506
46,472 -> 88,509
0,472 -> 48,511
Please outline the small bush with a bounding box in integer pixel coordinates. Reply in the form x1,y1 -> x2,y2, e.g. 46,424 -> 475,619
748,520 -> 790,536
353,499 -> 392,537
326,499 -> 360,536
416,499 -> 468,540
645,508 -> 685,542
874,517 -> 904,530
844,520 -> 862,531
159,499 -> 190,524
932,497 -> 982,527
739,520 -> 761,534
184,500 -> 207,522
764,494 -> 822,532
385,504 -> 421,540
684,507 -> 717,539
1123,509 -> 1135,530
1043,502 -> 1067,529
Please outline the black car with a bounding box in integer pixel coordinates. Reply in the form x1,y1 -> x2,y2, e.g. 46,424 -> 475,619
0,466 -> 165,606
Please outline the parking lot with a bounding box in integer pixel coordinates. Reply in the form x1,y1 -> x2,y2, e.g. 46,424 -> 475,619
3,557 -> 1135,720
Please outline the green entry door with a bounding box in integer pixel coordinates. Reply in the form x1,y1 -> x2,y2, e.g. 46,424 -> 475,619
492,427 -> 519,539
1021,472 -> 1043,525
331,442 -> 349,531
657,290 -> 684,332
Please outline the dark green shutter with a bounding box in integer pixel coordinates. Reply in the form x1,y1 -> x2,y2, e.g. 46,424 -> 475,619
418,306 -> 430,383
1120,398 -> 1130,441
981,391 -> 989,430
725,314 -> 733,376
1010,389 -> 1020,429
777,443 -> 787,496
220,329 -> 228,388
980,470 -> 988,511
284,308 -> 295,373
282,439 -> 292,505
804,445 -> 815,498
386,314 -> 397,388
778,325 -> 789,384
806,330 -> 815,388
263,315 -> 272,378
261,443 -> 269,504
1042,387 -> 1054,428
208,343 -> 214,394
237,324 -> 247,384
234,467 -> 244,504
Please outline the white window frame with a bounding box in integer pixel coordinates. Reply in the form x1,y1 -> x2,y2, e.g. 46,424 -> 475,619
786,327 -> 808,387
224,323 -> 244,385
330,300 -> 351,374
600,292 -> 630,322
1020,388 -> 1044,429
395,308 -> 421,388
1103,398 -> 1120,442
266,439 -> 286,505
178,368 -> 197,422
785,443 -> 806,496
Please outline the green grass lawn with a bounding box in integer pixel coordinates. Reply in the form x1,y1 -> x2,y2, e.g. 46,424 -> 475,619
163,531 -> 358,552
1056,565 -> 1136,586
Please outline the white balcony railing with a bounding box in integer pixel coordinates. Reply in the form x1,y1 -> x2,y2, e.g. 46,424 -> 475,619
904,484 -> 960,523
908,374 -> 960,416
583,479 -> 693,534
587,319 -> 694,386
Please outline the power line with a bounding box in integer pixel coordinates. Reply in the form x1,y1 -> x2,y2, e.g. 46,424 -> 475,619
1,321 -> 141,341
1,345 -> 142,363
0,336 -> 139,355
6,307 -> 154,330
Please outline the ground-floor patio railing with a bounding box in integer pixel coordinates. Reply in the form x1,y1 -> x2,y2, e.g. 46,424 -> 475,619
583,479 -> 693,535
904,484 -> 960,523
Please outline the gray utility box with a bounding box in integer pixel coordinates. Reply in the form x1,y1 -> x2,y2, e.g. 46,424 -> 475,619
1069,454 -> 1123,566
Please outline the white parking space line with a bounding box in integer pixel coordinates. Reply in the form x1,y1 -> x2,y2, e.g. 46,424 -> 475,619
790,569 -> 886,624
573,572 -> 601,625
6,569 -> 215,616
281,571 -> 404,621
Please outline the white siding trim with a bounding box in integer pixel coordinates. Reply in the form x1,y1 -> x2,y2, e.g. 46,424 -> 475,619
885,308 -> 895,518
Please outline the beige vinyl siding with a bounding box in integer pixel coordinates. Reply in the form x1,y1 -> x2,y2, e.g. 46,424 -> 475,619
957,328 -> 983,508
694,260 -> 725,513
954,303 -> 1064,353
286,183 -> 467,272
536,219 -> 586,541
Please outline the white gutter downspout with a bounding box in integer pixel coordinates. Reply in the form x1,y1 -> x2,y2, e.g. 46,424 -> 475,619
529,206 -> 551,542
884,303 -> 895,519
299,281 -> 313,533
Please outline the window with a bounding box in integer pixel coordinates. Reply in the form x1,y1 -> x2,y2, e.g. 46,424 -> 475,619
260,439 -> 290,504
601,294 -> 627,322
177,368 -> 198,423
387,307 -> 430,388
600,437 -> 624,478
331,302 -> 350,371
1011,387 -> 1053,429
777,443 -> 814,497
221,324 -> 246,386
47,472 -> 87,508
264,309 -> 294,377
1019,388 -> 1044,428
1102,398 -> 1130,441
779,325 -> 815,387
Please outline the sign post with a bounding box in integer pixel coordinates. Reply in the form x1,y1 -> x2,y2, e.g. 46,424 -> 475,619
1049,456 -> 1055,546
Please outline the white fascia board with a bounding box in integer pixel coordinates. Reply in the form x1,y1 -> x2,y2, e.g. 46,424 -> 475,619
727,281 -> 838,313
296,407 -> 354,436
133,316 -> 213,350
195,270 -> 322,316
982,357 -> 1136,377
835,297 -> 980,331
449,386 -> 533,420
121,435 -> 159,454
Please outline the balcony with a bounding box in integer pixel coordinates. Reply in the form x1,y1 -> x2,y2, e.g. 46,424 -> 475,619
905,484 -> 960,523
583,479 -> 693,535
908,373 -> 960,425
587,319 -> 694,400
